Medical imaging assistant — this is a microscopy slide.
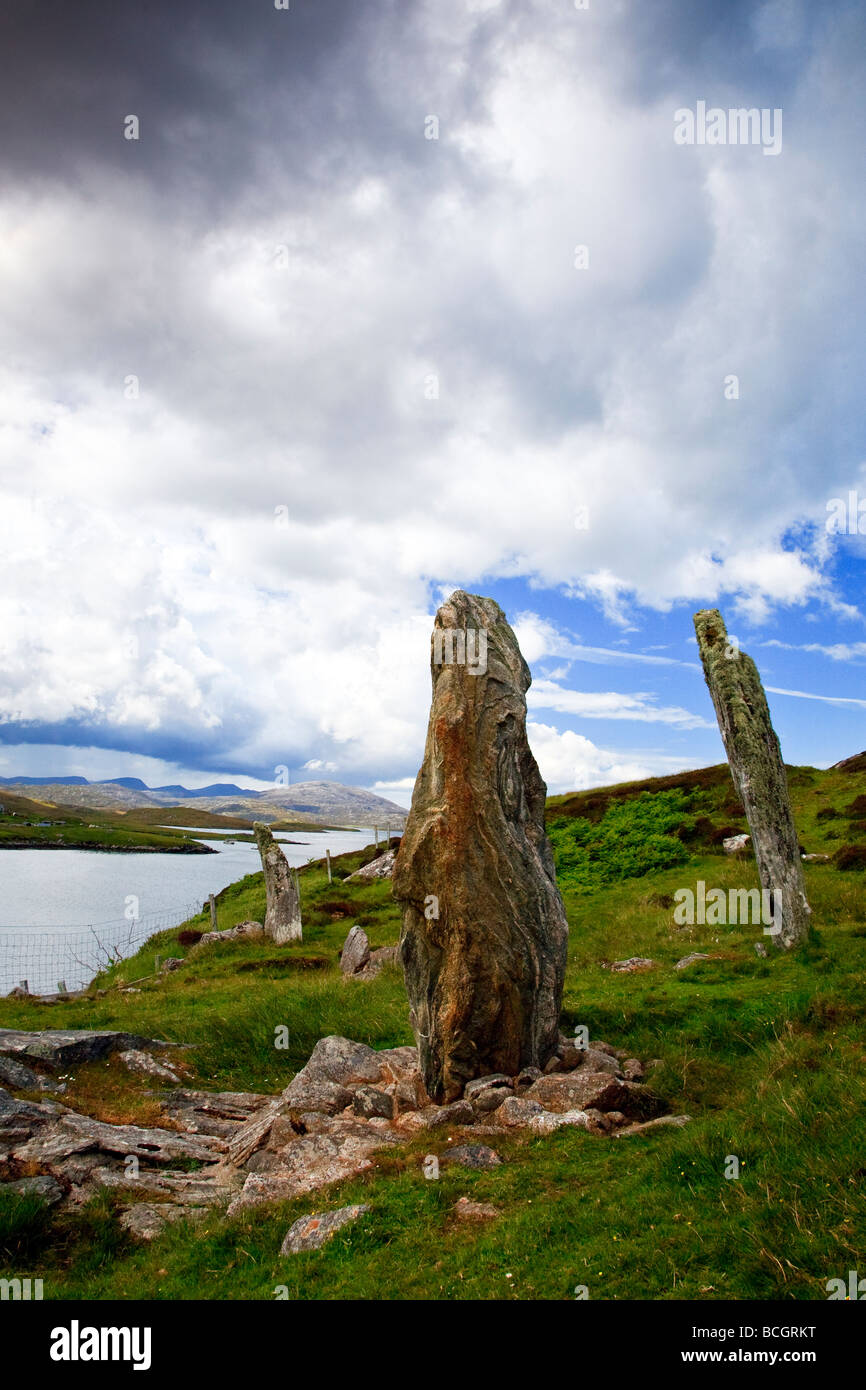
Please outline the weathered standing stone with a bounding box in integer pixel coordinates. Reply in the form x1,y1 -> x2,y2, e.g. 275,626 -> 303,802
340,925 -> 370,975
392,591 -> 569,1102
253,822 -> 302,944
694,609 -> 811,950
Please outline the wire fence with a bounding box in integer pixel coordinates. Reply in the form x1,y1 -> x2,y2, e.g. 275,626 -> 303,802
0,902 -> 202,997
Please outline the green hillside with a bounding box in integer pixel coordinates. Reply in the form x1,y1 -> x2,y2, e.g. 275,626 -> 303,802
1,759 -> 864,1301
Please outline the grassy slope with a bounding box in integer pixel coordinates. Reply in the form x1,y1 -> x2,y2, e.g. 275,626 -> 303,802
0,790 -> 213,852
1,763 -> 865,1301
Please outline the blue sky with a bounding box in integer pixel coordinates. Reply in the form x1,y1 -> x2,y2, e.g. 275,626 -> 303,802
0,0 -> 863,807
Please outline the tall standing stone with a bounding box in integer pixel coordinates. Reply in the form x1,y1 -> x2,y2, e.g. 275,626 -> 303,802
254,822 -> 302,944
392,590 -> 569,1103
693,608 -> 810,950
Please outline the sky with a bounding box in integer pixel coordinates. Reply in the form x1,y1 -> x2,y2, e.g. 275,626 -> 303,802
0,0 -> 864,809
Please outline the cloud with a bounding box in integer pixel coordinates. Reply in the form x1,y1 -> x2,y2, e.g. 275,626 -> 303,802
0,0 -> 864,785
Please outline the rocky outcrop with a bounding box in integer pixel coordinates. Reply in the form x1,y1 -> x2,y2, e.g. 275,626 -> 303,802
0,1030 -> 679,1233
254,822 -> 302,944
0,1029 -> 177,1070
348,849 -> 397,880
694,609 -> 811,950
393,591 -> 569,1102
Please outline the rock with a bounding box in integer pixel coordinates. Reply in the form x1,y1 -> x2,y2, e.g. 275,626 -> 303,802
0,1029 -> 175,1071
160,957 -> 184,972
801,853 -> 831,863
228,1128 -> 399,1214
254,822 -> 303,944
340,925 -> 370,976
675,953 -> 710,971
443,1143 -> 502,1170
495,1096 -> 545,1127
160,1089 -> 273,1140
528,1108 -> 593,1136
525,1071 -> 665,1120
11,1111 -> 224,1167
284,1078 -> 354,1117
471,1088 -> 511,1114
392,590 -> 569,1101
197,922 -> 264,947
615,1114 -> 692,1138
754,942 -> 768,958
285,1036 -> 387,1091
572,1048 -> 621,1076
722,834 -> 751,854
280,1203 -> 370,1254
119,1203 -> 191,1241
608,958 -> 656,973
352,1086 -> 393,1120
515,1066 -> 543,1090
426,1099 -> 475,1128
621,1059 -> 644,1082
4,1174 -> 65,1205
349,849 -> 397,880
524,1072 -> 622,1114
356,946 -> 400,980
694,609 -> 811,950
0,1055 -> 64,1094
453,1197 -> 501,1222
464,1074 -> 511,1098
117,1050 -> 182,1084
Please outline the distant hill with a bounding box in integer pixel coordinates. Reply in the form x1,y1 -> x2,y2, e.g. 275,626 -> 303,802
0,776 -> 408,827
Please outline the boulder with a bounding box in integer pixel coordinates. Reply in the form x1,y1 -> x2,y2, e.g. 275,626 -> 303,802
340,925 -> 370,976
722,834 -> 750,854
352,1086 -> 394,1120
285,1036 -> 388,1091
280,1203 -> 370,1254
608,958 -> 656,973
349,849 -> 397,880
254,822 -> 302,944
393,590 -> 569,1101
495,1096 -> 545,1127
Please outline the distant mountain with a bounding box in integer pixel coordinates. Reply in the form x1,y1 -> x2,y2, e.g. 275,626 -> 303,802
0,776 -> 408,827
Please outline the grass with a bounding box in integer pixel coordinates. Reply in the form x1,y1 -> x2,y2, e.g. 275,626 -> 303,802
1,763 -> 865,1300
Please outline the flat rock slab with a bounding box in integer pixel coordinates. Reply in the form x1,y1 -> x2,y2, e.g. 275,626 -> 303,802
0,1054 -> 65,1094
453,1197 -> 501,1222
615,1114 -> 692,1138
4,1174 -> 65,1205
280,1203 -> 370,1254
0,1030 -> 176,1071
119,1202 -> 203,1241
117,1050 -> 182,1084
444,1143 -> 502,1170
11,1111 -> 225,1166
228,1128 -> 400,1215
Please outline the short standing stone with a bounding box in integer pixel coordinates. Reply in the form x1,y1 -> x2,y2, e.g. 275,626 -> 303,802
254,822 -> 302,944
393,590 -> 569,1102
340,925 -> 370,976
280,1203 -> 370,1254
694,609 -> 811,950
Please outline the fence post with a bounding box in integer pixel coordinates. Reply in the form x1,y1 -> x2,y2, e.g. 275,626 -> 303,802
374,825 -> 379,850
326,849 -> 332,883
57,980 -> 67,995
208,894 -> 217,930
